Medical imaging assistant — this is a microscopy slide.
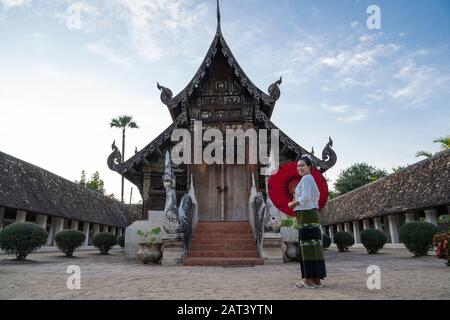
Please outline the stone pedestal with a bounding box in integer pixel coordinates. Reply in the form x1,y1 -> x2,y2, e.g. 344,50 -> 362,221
261,232 -> 283,265
161,233 -> 184,266
124,211 -> 165,259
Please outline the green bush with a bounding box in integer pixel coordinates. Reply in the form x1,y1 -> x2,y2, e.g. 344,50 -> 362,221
0,222 -> 48,260
334,231 -> 355,252
117,235 -> 125,248
322,234 -> 332,249
93,232 -> 117,254
400,222 -> 439,256
360,228 -> 387,254
54,230 -> 85,257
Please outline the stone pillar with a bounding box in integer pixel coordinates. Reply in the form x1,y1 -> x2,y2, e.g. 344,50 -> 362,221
161,233 -> 184,266
16,210 -> 27,223
261,233 -> 283,264
329,225 -> 335,243
93,224 -> 100,236
337,224 -> 343,232
112,227 -> 117,236
374,217 -> 383,231
344,222 -> 351,233
404,212 -> 415,223
103,225 -> 109,233
83,223 -> 90,246
387,215 -> 400,243
50,217 -> 64,246
424,209 -> 438,226
0,207 -> 5,230
353,221 -> 361,243
71,220 -> 79,230
363,220 -> 371,230
119,228 -> 123,236
35,214 -> 48,229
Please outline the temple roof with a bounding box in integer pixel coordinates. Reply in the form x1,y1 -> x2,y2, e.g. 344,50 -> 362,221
0,151 -> 131,227
157,0 -> 281,120
320,150 -> 450,226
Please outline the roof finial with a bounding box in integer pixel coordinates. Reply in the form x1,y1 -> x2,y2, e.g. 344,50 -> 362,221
216,0 -> 222,33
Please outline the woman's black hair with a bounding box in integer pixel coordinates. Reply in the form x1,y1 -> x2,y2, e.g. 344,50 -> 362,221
298,155 -> 313,167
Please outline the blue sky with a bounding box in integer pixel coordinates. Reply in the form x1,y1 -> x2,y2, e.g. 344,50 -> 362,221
0,0 -> 449,202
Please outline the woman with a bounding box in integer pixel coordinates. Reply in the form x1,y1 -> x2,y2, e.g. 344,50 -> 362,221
288,156 -> 326,289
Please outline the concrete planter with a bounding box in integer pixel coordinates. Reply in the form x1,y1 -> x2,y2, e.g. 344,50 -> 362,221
137,243 -> 162,264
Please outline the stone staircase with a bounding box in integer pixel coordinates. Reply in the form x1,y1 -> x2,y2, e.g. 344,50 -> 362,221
184,221 -> 264,266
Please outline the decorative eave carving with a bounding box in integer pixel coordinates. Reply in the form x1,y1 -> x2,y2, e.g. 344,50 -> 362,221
255,110 -> 337,173
268,77 -> 282,102
107,140 -> 122,172
157,82 -> 173,105
157,2 -> 279,121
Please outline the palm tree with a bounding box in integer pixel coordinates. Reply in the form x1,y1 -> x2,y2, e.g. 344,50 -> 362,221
416,135 -> 450,159
110,115 -> 139,202
433,136 -> 450,150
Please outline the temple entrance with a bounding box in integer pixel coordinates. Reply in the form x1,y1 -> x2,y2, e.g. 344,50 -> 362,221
195,163 -> 250,222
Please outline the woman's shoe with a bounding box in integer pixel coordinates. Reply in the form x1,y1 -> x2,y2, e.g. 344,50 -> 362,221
313,283 -> 322,288
295,280 -> 316,289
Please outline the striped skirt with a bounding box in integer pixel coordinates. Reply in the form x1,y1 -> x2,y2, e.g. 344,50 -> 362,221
296,209 -> 327,279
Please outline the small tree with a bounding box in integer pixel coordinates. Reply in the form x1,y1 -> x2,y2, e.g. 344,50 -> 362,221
0,223 -> 48,260
93,232 -> 117,254
334,231 -> 355,252
54,230 -> 86,257
360,228 -> 387,254
334,163 -> 388,195
400,222 -> 439,256
76,171 -> 105,195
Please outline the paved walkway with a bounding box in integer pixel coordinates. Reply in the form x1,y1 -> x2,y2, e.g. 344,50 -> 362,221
0,247 -> 449,300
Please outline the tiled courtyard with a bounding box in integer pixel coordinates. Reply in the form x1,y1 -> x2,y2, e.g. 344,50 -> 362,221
0,247 -> 449,300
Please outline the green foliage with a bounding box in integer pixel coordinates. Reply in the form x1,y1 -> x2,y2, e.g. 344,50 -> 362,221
137,227 -> 161,244
360,228 -> 387,254
117,235 -> 125,248
109,115 -> 139,131
322,234 -> 332,249
328,190 -> 339,200
334,163 -> 388,195
281,217 -> 299,230
334,231 -> 355,252
0,222 -> 48,260
415,134 -> 450,158
400,222 -> 439,256
93,232 -> 117,254
54,230 -> 85,257
75,170 -> 105,194
438,214 -> 450,224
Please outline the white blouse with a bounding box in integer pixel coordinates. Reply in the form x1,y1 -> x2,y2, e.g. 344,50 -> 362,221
293,174 -> 320,211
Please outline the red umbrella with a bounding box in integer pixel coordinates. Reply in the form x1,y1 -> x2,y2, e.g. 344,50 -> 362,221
268,162 -> 329,217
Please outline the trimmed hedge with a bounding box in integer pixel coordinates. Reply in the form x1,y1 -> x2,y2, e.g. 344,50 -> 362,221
360,228 -> 387,254
400,222 -> 439,256
322,234 -> 332,249
93,232 -> 117,254
54,230 -> 85,257
334,231 -> 355,252
117,235 -> 125,248
0,222 -> 48,260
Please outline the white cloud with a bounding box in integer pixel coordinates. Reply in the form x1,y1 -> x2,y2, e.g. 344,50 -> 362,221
0,0 -> 30,9
350,21 -> 359,28
85,42 -> 132,68
321,103 -> 350,113
338,110 -> 368,123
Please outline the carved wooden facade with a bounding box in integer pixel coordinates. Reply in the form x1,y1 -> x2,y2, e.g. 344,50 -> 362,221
108,2 -> 337,220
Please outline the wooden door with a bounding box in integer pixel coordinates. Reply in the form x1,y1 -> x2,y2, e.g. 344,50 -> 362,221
224,164 -> 249,221
195,163 -> 222,221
